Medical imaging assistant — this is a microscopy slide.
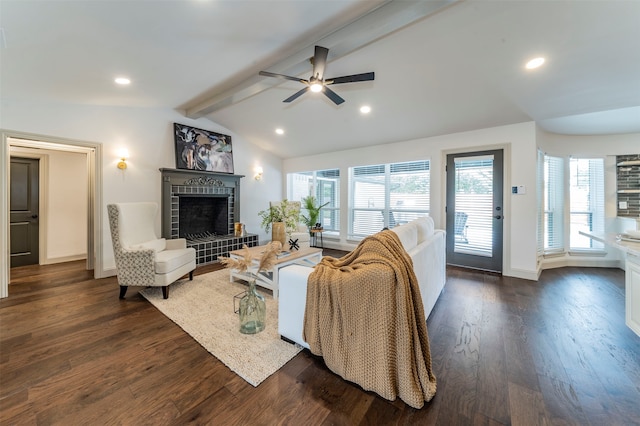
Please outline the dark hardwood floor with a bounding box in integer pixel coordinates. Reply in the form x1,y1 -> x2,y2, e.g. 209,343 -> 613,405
2,253 -> 639,425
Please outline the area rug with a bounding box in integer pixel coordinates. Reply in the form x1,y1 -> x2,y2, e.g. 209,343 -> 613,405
140,269 -> 302,386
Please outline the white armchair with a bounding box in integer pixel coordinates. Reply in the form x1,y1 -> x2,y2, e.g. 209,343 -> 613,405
107,202 -> 196,299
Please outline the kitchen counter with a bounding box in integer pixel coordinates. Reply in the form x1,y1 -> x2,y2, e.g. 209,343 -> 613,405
579,231 -> 640,257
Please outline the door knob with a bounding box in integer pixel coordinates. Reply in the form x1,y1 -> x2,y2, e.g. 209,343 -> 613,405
31,214 -> 38,219
494,215 -> 502,219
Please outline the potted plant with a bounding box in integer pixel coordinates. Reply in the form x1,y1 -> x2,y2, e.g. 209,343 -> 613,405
300,196 -> 329,233
258,199 -> 300,244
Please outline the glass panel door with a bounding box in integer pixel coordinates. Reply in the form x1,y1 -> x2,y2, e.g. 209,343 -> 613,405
446,149 -> 504,272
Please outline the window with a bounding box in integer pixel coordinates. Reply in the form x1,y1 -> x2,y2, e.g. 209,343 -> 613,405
542,154 -> 565,254
569,158 -> 604,250
348,160 -> 430,239
537,154 -> 604,255
287,169 -> 340,234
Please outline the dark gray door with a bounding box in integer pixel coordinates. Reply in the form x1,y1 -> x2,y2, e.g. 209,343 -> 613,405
10,157 -> 40,267
446,149 -> 504,273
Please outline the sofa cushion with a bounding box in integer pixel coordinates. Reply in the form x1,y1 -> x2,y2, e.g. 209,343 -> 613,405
155,247 -> 196,274
392,222 -> 418,251
133,238 -> 166,253
414,216 -> 435,243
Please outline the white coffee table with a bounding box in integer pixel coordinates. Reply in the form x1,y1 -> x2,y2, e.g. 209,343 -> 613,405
228,245 -> 322,299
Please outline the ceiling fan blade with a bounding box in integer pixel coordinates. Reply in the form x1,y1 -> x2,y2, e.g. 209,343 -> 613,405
326,72 -> 375,85
322,86 -> 345,105
283,87 -> 310,103
259,70 -> 307,84
312,46 -> 329,80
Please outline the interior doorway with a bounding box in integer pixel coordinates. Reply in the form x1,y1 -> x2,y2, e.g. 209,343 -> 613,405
1,131 -> 103,298
446,149 -> 504,273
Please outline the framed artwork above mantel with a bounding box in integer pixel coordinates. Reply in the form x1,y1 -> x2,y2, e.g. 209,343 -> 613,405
173,123 -> 234,173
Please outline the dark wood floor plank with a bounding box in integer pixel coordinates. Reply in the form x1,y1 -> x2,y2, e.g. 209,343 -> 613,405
2,259 -> 640,425
508,381 -> 549,426
475,300 -> 510,424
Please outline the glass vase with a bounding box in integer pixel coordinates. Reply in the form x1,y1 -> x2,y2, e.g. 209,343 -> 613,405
239,279 -> 266,334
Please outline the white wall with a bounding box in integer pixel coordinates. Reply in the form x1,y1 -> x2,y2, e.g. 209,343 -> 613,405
47,150 -> 88,261
283,124 -> 638,280
1,100 -> 282,276
284,121 -> 539,279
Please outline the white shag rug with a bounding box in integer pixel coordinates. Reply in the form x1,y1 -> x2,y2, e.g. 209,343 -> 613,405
140,269 -> 302,386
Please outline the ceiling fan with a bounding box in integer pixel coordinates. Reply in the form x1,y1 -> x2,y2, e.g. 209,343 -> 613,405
259,45 -> 374,105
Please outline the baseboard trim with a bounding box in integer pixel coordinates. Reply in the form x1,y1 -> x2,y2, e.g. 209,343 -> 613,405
102,267 -> 117,278
504,268 -> 539,281
41,254 -> 87,265
541,257 -> 623,270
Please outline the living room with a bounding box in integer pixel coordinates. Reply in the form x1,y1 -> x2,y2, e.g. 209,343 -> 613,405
0,0 -> 640,424
2,1 -> 639,292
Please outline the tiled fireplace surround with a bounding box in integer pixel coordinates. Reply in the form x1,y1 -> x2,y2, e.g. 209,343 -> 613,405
160,168 -> 258,265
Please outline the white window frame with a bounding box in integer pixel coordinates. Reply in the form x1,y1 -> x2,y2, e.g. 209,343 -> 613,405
286,169 -> 340,235
348,160 -> 430,240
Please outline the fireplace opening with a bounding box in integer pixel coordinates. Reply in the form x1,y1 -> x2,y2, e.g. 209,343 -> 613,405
178,195 -> 230,238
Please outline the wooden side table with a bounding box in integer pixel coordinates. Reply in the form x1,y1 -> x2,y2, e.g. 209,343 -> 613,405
310,228 -> 324,248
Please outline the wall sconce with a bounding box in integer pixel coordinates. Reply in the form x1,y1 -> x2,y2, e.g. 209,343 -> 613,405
117,149 -> 128,170
254,166 -> 263,181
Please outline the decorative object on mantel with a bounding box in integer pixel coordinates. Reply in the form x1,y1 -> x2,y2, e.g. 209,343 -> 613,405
234,222 -> 246,237
173,123 -> 234,173
220,241 -> 282,334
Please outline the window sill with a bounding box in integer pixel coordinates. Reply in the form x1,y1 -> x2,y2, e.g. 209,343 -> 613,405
568,250 -> 607,257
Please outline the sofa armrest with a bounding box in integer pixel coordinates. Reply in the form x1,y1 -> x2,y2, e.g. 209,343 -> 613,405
406,229 -> 446,319
278,264 -> 314,348
165,238 -> 187,250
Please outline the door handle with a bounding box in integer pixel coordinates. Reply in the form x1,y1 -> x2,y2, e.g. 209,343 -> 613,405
494,215 -> 502,219
31,215 -> 38,219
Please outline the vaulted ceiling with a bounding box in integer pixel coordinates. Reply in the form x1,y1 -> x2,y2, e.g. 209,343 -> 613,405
2,0 -> 639,159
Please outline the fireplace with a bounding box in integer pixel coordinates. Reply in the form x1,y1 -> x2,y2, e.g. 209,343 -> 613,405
160,168 -> 258,265
178,195 -> 229,238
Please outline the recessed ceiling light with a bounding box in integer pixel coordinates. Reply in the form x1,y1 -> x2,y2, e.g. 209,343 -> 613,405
525,57 -> 545,70
275,128 -> 284,135
114,77 -> 131,85
360,105 -> 371,114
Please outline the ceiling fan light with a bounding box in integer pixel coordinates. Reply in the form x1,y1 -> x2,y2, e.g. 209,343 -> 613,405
310,83 -> 323,93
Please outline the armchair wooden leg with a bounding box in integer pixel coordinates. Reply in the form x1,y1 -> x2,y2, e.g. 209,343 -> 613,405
119,286 -> 128,299
162,286 -> 169,299
189,271 -> 194,281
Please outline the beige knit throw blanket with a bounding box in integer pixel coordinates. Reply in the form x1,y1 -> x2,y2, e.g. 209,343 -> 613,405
303,230 -> 437,409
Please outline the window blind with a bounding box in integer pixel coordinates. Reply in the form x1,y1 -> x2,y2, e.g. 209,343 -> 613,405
536,150 -> 544,257
544,155 -> 564,253
569,158 -> 604,250
349,160 -> 430,239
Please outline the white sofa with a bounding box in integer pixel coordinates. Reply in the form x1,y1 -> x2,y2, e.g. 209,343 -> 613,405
278,216 -> 446,348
